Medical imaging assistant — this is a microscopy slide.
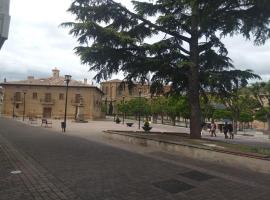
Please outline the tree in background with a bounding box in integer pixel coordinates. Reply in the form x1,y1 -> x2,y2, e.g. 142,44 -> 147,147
212,109 -> 232,121
164,96 -> 181,126
200,98 -> 215,122
238,112 -> 254,130
254,108 -> 268,129
208,69 -> 259,134
149,96 -> 166,124
121,97 -> 150,119
64,0 -> 270,138
250,81 -> 270,130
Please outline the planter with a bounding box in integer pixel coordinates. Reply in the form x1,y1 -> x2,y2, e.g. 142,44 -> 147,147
142,126 -> 152,132
126,123 -> 134,127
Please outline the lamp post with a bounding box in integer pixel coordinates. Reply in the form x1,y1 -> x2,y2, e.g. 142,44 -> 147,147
138,88 -> 142,129
105,97 -> 108,115
12,94 -> 15,118
122,96 -> 125,124
110,85 -> 115,120
22,90 -> 27,121
63,75 -> 71,132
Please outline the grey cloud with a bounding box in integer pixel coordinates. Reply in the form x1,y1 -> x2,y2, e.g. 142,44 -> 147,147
1,0 -> 270,84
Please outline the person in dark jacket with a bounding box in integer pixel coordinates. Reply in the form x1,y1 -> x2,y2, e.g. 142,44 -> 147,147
223,122 -> 229,139
228,123 -> 234,139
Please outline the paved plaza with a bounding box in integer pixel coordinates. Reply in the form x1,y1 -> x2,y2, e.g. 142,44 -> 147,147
1,117 -> 270,200
31,116 -> 270,148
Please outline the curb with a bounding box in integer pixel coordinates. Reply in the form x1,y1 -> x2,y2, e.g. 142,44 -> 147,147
104,130 -> 270,174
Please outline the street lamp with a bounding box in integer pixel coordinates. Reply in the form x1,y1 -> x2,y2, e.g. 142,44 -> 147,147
110,85 -> 115,120
122,96 -> 125,124
63,75 -> 72,132
138,88 -> 142,129
105,97 -> 108,115
12,94 -> 15,118
22,90 -> 27,121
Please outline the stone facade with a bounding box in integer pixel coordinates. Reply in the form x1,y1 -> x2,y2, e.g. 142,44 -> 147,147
0,86 -> 3,115
100,79 -> 151,114
0,69 -> 104,120
0,0 -> 11,49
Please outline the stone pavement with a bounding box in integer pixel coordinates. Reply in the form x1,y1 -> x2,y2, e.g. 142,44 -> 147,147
0,134 -> 81,200
1,117 -> 270,200
32,116 -> 270,148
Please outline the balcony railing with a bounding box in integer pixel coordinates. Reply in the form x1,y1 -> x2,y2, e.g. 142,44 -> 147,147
40,99 -> 55,105
71,99 -> 84,106
10,98 -> 23,104
14,99 -> 23,104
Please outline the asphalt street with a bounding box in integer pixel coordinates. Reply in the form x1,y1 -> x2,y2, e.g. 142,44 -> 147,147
1,117 -> 270,200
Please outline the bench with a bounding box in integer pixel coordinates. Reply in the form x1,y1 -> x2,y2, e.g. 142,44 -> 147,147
41,119 -> 52,128
29,117 -> 38,124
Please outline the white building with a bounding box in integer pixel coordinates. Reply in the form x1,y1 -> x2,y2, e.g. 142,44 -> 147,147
0,0 -> 10,49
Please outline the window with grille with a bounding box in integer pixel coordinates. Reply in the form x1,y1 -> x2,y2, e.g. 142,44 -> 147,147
14,92 -> 21,101
33,92 -> 37,100
59,93 -> 64,100
75,94 -> 80,103
44,93 -> 51,102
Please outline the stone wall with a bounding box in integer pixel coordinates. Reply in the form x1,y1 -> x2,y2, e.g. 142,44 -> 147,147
2,85 -> 104,120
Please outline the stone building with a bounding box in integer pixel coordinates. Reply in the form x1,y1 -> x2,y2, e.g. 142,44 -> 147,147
0,0 -> 11,49
0,86 -> 3,115
0,69 -> 104,120
100,79 -> 151,114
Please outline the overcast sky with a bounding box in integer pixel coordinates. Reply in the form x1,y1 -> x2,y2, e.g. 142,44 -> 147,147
0,0 -> 270,84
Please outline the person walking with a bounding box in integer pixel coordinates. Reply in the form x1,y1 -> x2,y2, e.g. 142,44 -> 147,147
223,122 -> 229,139
210,121 -> 217,137
228,123 -> 234,139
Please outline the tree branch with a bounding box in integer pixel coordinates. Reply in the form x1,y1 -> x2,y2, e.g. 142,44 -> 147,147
109,0 -> 191,43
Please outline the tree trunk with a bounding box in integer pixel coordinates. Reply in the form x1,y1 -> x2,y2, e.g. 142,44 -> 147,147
171,117 -> 176,126
233,120 -> 238,135
161,114 -> 164,124
152,114 -> 157,123
188,1 -> 201,139
184,118 -> 188,128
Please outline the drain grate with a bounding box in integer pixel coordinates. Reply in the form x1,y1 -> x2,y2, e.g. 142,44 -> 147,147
179,170 -> 215,182
153,179 -> 194,194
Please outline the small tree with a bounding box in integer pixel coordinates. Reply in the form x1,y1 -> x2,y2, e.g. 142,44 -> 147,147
250,82 -> 270,130
127,97 -> 150,119
150,96 -> 167,124
165,96 -> 181,126
176,96 -> 191,127
239,112 -> 253,130
200,99 -> 215,122
254,108 -> 268,129
213,109 -> 232,121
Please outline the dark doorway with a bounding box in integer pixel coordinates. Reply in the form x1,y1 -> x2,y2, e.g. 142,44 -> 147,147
43,107 -> 52,118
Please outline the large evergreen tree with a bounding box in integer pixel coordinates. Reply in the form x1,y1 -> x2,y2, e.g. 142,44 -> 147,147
63,0 -> 270,138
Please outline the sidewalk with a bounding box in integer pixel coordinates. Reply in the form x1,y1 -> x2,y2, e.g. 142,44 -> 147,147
1,117 -> 270,200
0,134 -> 81,200
13,116 -> 270,148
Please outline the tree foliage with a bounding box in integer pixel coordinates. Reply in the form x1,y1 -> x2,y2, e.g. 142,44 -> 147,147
249,81 -> 270,130
63,0 -> 270,138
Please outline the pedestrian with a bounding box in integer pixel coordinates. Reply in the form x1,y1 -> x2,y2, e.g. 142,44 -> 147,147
206,123 -> 211,134
210,121 -> 217,137
228,123 -> 234,139
200,122 -> 206,134
223,122 -> 229,139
